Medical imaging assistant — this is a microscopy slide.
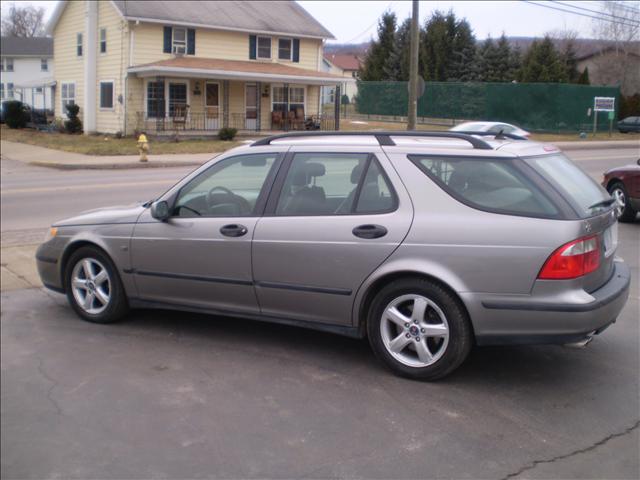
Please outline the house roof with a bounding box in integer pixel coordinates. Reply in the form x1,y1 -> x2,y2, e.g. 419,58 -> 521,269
0,36 -> 53,57
323,53 -> 361,71
128,56 -> 350,85
47,1 -> 334,40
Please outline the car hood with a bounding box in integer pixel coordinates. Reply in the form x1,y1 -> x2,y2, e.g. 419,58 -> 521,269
53,202 -> 147,227
605,164 -> 640,175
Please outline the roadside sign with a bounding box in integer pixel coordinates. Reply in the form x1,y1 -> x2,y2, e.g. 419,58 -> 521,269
608,111 -> 615,120
594,97 -> 615,112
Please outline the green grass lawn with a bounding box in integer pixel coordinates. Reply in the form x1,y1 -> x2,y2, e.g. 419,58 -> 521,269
1,126 -> 242,155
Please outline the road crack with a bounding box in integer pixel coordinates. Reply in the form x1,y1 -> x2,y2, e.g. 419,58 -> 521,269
1,262 -> 36,288
500,420 -> 640,480
36,356 -> 64,416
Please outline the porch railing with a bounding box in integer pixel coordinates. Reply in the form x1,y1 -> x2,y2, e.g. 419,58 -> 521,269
135,112 -> 336,134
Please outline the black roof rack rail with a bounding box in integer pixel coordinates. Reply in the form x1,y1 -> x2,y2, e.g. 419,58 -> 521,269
250,131 -> 495,150
451,130 -> 528,141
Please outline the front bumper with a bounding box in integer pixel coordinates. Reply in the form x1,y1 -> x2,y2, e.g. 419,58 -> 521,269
36,241 -> 65,293
462,261 -> 631,346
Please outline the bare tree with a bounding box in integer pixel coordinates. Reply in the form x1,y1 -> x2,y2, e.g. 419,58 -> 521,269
589,1 -> 640,94
1,3 -> 46,37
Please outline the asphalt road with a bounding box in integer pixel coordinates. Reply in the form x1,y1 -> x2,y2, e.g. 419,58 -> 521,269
1,146 -> 639,479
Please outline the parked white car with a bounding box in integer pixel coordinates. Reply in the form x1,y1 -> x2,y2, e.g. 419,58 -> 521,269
451,121 -> 530,138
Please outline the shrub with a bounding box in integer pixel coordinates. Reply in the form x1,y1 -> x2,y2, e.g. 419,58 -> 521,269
4,101 -> 29,129
341,94 -> 350,105
64,103 -> 83,133
218,127 -> 237,140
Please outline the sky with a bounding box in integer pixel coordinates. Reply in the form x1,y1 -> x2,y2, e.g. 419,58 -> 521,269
1,0 -> 637,42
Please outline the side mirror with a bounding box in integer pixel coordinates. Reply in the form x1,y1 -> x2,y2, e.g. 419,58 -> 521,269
150,200 -> 170,221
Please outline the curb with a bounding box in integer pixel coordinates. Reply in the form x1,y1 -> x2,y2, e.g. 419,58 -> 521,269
28,160 -> 206,170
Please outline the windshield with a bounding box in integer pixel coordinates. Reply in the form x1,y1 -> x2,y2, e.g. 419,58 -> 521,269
451,123 -> 486,131
524,154 -> 611,218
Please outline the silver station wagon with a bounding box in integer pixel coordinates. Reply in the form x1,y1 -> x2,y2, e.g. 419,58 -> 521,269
36,131 -> 631,380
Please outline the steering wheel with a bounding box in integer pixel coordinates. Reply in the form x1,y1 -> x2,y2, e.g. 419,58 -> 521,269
206,186 -> 252,214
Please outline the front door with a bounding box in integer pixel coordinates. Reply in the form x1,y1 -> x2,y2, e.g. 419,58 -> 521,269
252,148 -> 413,325
245,83 -> 257,130
205,82 -> 219,130
130,152 -> 282,313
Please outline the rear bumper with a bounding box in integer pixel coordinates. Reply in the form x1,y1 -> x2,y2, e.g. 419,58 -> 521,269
463,261 -> 631,346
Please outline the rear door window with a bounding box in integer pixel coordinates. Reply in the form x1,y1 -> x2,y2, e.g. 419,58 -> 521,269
410,155 -> 560,218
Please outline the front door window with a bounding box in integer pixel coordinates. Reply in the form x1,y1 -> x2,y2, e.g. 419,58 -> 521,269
245,83 -> 257,130
205,82 -> 219,130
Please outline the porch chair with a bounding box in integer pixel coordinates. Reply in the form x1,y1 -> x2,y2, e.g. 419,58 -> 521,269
172,104 -> 190,130
271,110 -> 283,130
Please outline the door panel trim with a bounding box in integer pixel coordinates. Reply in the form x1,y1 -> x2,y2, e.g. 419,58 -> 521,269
131,268 -> 253,286
255,280 -> 352,296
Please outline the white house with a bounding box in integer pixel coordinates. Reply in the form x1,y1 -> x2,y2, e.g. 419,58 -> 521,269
0,36 -> 54,111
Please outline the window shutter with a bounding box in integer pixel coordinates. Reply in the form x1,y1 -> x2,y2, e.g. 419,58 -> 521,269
163,26 -> 172,53
292,39 -> 300,63
249,35 -> 257,59
187,29 -> 196,55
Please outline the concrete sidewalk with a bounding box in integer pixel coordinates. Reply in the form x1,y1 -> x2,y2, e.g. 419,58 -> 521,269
0,140 -> 224,169
1,138 -> 638,171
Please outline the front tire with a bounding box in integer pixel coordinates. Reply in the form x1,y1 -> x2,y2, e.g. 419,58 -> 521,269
367,278 -> 473,380
65,246 -> 129,323
608,182 -> 637,223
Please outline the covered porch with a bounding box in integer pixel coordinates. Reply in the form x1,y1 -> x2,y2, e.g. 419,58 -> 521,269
127,57 -> 349,135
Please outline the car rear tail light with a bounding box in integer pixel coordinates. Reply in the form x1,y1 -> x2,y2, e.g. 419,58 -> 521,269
538,235 -> 601,280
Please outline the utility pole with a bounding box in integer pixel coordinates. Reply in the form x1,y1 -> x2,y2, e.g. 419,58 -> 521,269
407,0 -> 419,130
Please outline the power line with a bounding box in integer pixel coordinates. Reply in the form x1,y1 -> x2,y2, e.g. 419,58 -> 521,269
343,1 -> 394,44
553,1 -> 640,24
522,1 -> 640,29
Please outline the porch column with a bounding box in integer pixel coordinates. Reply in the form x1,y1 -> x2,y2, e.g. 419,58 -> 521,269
256,82 -> 261,132
223,80 -> 229,128
334,83 -> 341,131
283,83 -> 289,131
156,76 -> 165,132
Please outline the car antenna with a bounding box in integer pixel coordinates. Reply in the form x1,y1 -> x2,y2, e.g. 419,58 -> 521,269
494,128 -> 507,140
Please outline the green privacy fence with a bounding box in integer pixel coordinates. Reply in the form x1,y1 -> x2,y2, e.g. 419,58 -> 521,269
355,81 -> 621,133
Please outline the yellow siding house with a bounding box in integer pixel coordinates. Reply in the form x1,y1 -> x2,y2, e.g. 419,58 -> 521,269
46,0 -> 350,135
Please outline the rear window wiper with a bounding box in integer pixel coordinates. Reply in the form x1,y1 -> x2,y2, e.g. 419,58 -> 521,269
588,198 -> 615,210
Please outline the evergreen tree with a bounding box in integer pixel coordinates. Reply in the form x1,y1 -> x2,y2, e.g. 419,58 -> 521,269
395,18 -> 412,81
577,67 -> 590,85
519,36 -> 567,82
560,39 -> 579,83
449,18 -> 476,81
359,11 -> 398,81
508,44 -> 522,82
494,34 -> 513,81
421,10 -> 456,81
472,37 -> 503,81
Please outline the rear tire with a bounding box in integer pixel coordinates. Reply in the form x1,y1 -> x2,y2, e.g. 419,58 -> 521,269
367,278 -> 473,380
608,182 -> 637,223
64,246 -> 129,324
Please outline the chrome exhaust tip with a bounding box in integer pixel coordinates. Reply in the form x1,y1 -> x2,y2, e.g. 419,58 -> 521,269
564,331 -> 596,349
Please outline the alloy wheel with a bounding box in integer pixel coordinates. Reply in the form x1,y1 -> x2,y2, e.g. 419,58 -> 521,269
380,294 -> 450,368
611,187 -> 626,219
71,258 -> 111,315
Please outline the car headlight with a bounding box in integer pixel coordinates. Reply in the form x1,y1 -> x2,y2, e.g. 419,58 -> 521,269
44,227 -> 58,242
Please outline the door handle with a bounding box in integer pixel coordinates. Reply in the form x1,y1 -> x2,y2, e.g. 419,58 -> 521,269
352,224 -> 388,239
220,224 -> 248,237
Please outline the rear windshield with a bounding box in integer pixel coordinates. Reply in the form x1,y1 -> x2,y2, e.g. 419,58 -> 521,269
451,123 -> 485,131
524,154 -> 610,218
410,156 -> 560,218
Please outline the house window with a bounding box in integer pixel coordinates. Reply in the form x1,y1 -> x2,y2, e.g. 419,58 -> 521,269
272,85 -> 305,113
77,33 -> 83,56
257,36 -> 271,59
61,82 -> 75,111
146,81 -> 165,118
7,82 -> 14,99
0,84 -> 4,99
41,58 -> 48,71
36,87 -> 43,94
172,27 -> 186,54
168,82 -> 187,116
100,28 -> 107,53
6,58 -> 14,72
100,81 -> 114,109
278,38 -> 292,60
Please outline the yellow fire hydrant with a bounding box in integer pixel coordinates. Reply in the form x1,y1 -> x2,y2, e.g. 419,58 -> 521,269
137,133 -> 149,162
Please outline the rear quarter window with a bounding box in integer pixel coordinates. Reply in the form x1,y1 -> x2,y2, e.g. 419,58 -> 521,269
409,155 -> 560,218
